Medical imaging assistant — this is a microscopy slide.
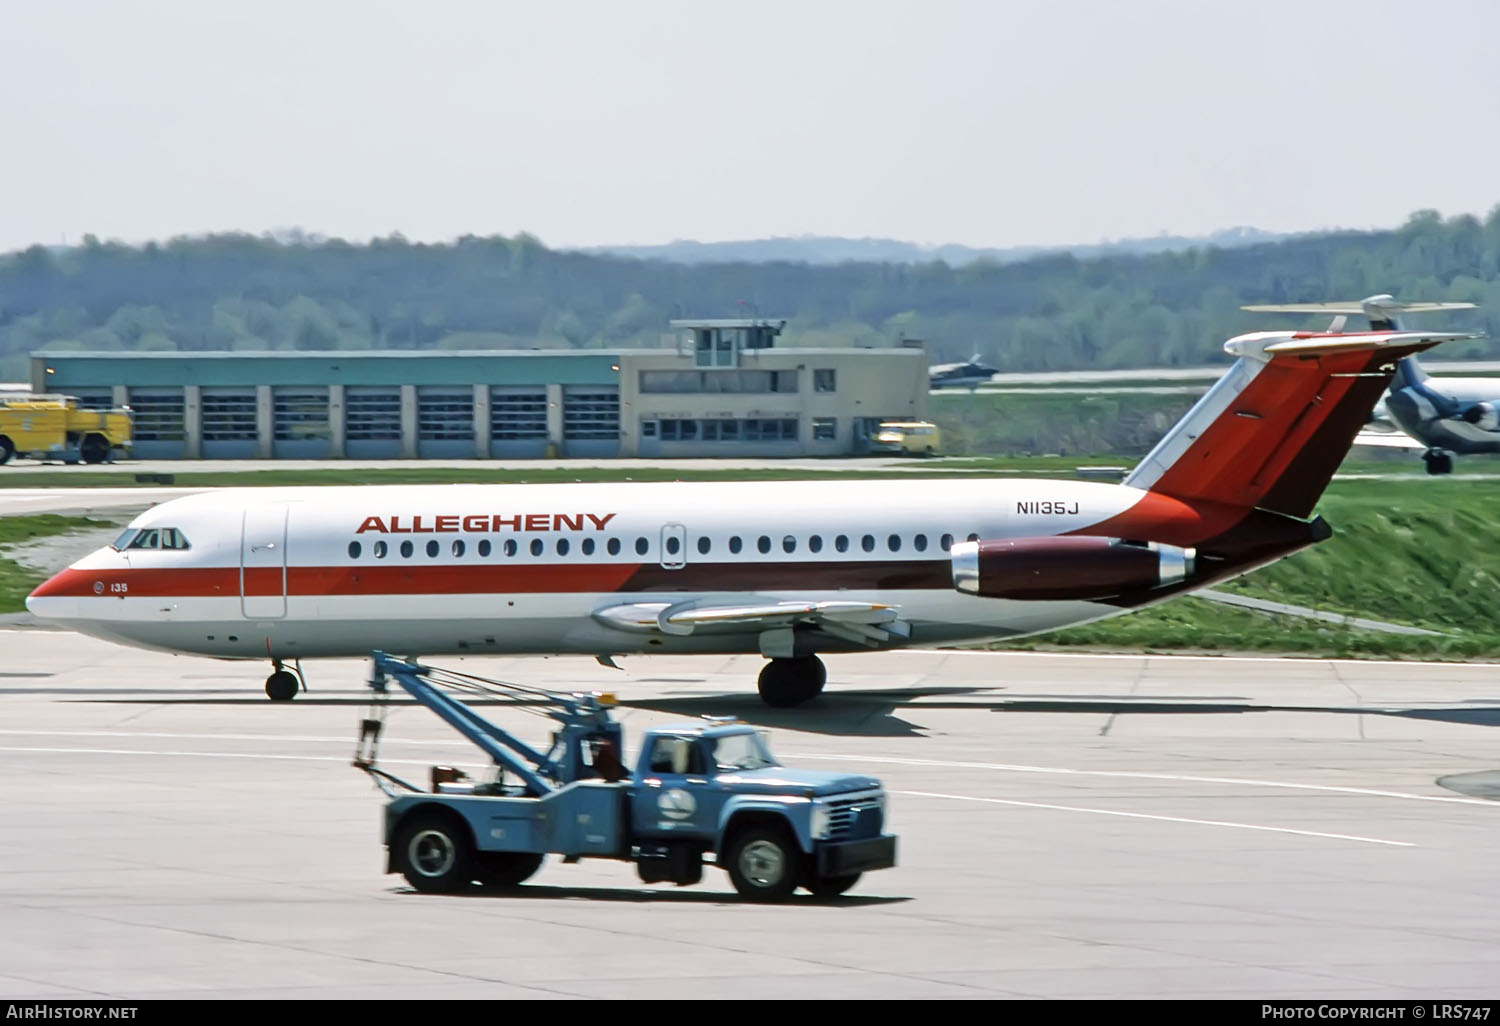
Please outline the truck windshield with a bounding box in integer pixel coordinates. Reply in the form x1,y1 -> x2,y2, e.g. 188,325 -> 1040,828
710,732 -> 778,772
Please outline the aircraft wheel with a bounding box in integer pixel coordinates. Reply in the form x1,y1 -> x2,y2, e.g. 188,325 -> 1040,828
394,810 -> 474,893
265,669 -> 299,701
1423,450 -> 1454,475
757,656 -> 825,708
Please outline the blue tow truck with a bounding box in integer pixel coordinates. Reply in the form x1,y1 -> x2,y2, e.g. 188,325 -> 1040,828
353,652 -> 897,901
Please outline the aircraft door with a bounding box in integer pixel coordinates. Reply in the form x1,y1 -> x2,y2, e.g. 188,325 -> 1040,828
660,522 -> 687,570
241,505 -> 288,618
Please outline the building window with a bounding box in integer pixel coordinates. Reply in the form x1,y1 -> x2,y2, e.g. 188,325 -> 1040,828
812,417 -> 836,441
490,389 -> 547,440
814,369 -> 836,392
564,389 -> 620,440
641,420 -> 658,438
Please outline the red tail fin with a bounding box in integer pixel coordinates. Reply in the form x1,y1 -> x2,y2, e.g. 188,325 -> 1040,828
1124,331 -> 1471,518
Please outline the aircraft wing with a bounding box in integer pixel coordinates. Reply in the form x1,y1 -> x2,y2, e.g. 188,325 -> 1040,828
1353,430 -> 1426,449
593,598 -> 911,648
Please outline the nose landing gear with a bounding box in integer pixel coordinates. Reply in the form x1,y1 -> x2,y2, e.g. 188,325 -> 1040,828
265,660 -> 305,701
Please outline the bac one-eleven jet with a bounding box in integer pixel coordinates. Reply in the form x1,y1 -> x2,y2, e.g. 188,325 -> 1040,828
27,301 -> 1477,705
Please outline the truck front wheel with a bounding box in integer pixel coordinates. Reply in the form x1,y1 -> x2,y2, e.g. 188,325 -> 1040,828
806,872 -> 862,898
725,825 -> 800,901
393,810 -> 474,893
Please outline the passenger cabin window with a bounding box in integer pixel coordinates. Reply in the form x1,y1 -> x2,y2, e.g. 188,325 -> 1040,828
696,536 -> 711,555
374,541 -> 389,558
607,538 -> 621,556
426,540 -> 439,557
452,540 -> 465,557
757,536 -> 771,554
782,535 -> 796,554
504,539 -> 518,557
861,534 -> 875,553
914,534 -> 928,552
400,540 -> 414,558
635,537 -> 649,556
477,539 -> 491,557
835,535 -> 849,553
348,541 -> 361,559
809,535 -> 823,553
557,538 -> 570,556
530,539 -> 544,556
582,538 -> 596,556
941,533 -> 954,550
729,536 -> 743,554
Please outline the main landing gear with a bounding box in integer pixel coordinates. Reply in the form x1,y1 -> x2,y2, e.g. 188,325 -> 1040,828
756,655 -> 827,708
1422,448 -> 1455,475
265,660 -> 305,701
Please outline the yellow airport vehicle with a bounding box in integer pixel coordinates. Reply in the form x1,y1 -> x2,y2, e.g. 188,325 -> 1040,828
0,394 -> 133,465
869,420 -> 941,456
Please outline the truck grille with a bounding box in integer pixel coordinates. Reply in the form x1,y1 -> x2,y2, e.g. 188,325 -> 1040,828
824,791 -> 884,840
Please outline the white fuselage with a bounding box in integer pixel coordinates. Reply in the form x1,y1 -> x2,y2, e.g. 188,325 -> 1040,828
27,479 -> 1153,662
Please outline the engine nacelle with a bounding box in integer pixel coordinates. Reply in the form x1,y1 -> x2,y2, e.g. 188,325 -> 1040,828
952,536 -> 1196,601
1461,402 -> 1499,432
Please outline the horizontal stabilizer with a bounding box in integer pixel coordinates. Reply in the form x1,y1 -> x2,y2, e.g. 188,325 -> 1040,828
1257,331 -> 1482,357
1242,301 -> 1476,315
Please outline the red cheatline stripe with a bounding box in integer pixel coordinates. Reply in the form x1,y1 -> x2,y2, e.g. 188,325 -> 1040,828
29,559 -> 956,599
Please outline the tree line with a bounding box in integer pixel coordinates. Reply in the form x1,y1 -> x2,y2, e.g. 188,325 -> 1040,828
2,208 -> 1498,382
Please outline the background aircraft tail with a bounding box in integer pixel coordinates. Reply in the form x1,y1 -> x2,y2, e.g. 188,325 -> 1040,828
1124,327 -> 1476,519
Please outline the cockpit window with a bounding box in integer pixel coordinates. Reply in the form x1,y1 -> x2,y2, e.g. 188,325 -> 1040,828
124,528 -> 190,551
111,529 -> 137,551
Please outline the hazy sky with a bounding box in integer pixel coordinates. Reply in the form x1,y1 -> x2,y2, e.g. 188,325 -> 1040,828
5,0 -> 1500,254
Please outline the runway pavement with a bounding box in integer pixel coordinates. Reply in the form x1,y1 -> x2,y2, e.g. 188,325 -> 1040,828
1,632 -> 1498,999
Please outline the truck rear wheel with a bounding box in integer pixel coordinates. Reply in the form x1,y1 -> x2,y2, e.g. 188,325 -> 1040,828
394,810 -> 475,893
80,434 -> 110,464
725,825 -> 800,900
0,437 -> 12,465
477,851 -> 544,888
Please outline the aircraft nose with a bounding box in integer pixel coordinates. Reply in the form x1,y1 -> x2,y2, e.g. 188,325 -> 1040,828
26,566 -> 91,618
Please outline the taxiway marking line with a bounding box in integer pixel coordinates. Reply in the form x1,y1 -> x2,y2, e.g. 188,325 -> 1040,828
793,752 -> 1497,807
894,789 -> 1415,847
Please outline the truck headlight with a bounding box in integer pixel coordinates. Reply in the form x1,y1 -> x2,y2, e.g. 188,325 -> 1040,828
810,802 -> 831,839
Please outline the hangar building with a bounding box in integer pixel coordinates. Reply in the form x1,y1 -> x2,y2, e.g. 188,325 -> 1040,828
29,319 -> 928,460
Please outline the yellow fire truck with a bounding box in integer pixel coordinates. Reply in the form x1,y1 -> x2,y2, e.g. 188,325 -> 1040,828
0,395 -> 133,465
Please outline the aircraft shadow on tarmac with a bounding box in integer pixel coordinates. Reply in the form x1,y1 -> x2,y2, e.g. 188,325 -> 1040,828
394,883 -> 910,906
61,686 -> 1500,736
